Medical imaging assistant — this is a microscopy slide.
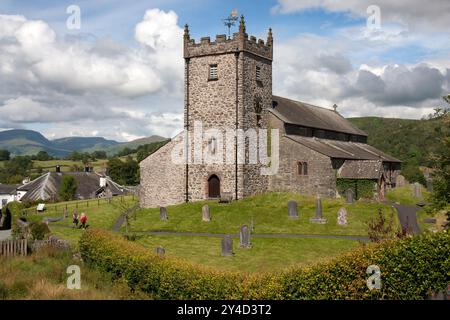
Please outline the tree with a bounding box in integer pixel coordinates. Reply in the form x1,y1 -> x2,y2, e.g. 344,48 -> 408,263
107,157 -> 139,186
431,95 -> 450,209
59,175 -> 78,201
36,150 -> 51,161
91,151 -> 107,159
0,149 -> 10,161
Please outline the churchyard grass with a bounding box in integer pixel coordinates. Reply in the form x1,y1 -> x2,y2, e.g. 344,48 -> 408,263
135,235 -> 359,273
128,193 -> 399,236
386,185 -> 430,206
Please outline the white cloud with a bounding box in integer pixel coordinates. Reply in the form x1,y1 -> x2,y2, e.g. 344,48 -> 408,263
0,9 -> 185,140
272,0 -> 450,32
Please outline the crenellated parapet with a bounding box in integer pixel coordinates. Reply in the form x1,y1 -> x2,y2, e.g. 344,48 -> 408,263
183,16 -> 273,61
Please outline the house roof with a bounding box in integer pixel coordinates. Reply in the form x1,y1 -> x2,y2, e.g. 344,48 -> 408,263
0,184 -> 19,195
271,96 -> 368,136
285,135 -> 401,162
337,160 -> 384,179
18,172 -> 126,202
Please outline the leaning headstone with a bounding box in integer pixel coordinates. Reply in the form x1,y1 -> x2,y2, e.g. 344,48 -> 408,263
426,179 -> 433,192
412,182 -> 422,198
287,200 -> 299,219
202,205 -> 211,222
337,207 -> 348,226
155,246 -> 165,256
310,196 -> 327,224
396,175 -> 407,188
159,207 -> 168,221
345,189 -> 354,204
221,235 -> 233,256
239,225 -> 252,248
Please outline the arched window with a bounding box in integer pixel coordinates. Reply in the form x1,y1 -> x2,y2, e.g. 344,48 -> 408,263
254,98 -> 262,128
297,161 -> 308,176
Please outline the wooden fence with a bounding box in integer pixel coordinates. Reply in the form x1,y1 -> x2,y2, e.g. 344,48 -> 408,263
0,239 -> 28,258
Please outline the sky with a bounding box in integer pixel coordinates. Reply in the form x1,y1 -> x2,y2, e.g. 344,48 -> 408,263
0,0 -> 449,141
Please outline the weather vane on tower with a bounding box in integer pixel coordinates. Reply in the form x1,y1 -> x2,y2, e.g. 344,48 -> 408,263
222,9 -> 238,39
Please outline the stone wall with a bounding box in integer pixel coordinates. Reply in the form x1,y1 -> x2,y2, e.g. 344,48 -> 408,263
139,134 -> 186,208
268,114 -> 336,197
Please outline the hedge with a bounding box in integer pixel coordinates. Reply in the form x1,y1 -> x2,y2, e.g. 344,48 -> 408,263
79,229 -> 450,300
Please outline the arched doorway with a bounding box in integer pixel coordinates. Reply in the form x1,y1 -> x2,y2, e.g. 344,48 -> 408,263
208,175 -> 220,198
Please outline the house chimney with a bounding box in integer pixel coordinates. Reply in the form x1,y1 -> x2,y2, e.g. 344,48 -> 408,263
56,165 -> 61,173
100,177 -> 107,188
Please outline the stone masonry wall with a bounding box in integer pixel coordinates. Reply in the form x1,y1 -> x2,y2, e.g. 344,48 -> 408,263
268,114 -> 337,197
139,134 -> 186,208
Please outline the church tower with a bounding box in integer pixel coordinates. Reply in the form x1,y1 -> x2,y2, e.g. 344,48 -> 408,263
183,16 -> 273,201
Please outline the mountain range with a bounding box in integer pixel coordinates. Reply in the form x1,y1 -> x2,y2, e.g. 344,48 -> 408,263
0,129 -> 167,157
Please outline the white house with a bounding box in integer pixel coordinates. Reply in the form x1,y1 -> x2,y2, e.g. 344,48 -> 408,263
0,184 -> 19,209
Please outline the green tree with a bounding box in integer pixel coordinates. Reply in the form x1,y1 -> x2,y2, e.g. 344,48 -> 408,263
431,95 -> 450,209
0,149 -> 10,161
107,157 -> 139,186
36,150 -> 51,161
59,175 -> 78,201
91,151 -> 107,159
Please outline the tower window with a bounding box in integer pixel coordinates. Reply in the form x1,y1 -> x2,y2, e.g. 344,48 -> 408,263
209,64 -> 218,80
255,100 -> 262,128
256,66 -> 261,81
297,162 -> 308,175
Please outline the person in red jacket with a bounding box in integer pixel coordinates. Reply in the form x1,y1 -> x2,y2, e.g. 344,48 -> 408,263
80,213 -> 88,229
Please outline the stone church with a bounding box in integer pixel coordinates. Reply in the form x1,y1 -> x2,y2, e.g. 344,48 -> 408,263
140,17 -> 401,208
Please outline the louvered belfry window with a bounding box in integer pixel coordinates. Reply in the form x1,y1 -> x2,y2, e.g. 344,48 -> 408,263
209,64 -> 218,80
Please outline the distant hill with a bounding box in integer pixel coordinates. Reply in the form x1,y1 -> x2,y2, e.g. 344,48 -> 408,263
103,135 -> 167,156
53,137 -> 119,153
0,129 -> 167,157
348,117 -> 442,167
0,129 -> 70,157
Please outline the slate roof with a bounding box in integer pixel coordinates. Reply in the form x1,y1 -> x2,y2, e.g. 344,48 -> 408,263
18,172 -> 126,202
337,160 -> 383,179
285,135 -> 401,162
0,184 -> 19,195
271,96 -> 368,136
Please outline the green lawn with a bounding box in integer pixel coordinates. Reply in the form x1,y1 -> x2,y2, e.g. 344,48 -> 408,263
386,185 -> 430,206
129,193 -> 397,236
135,235 -> 360,273
28,192 -> 404,272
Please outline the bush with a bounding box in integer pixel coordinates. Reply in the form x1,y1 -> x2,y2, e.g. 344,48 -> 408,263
336,179 -> 375,199
29,222 -> 51,240
80,229 -> 450,300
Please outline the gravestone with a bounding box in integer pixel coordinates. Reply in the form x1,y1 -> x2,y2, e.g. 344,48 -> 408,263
160,207 -> 168,221
221,235 -> 233,256
426,179 -> 433,192
310,196 -> 327,224
202,205 -> 211,222
345,189 -> 354,204
287,200 -> 299,219
239,225 -> 251,248
155,246 -> 165,256
219,192 -> 233,203
412,182 -> 422,198
337,207 -> 348,225
396,175 -> 407,188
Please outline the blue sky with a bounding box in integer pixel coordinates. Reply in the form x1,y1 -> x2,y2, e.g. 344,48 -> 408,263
0,0 -> 449,140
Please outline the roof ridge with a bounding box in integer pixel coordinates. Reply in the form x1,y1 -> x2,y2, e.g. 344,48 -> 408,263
319,139 -> 356,157
273,95 -> 335,112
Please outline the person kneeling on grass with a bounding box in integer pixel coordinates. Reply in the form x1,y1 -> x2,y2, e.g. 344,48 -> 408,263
80,213 -> 88,229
